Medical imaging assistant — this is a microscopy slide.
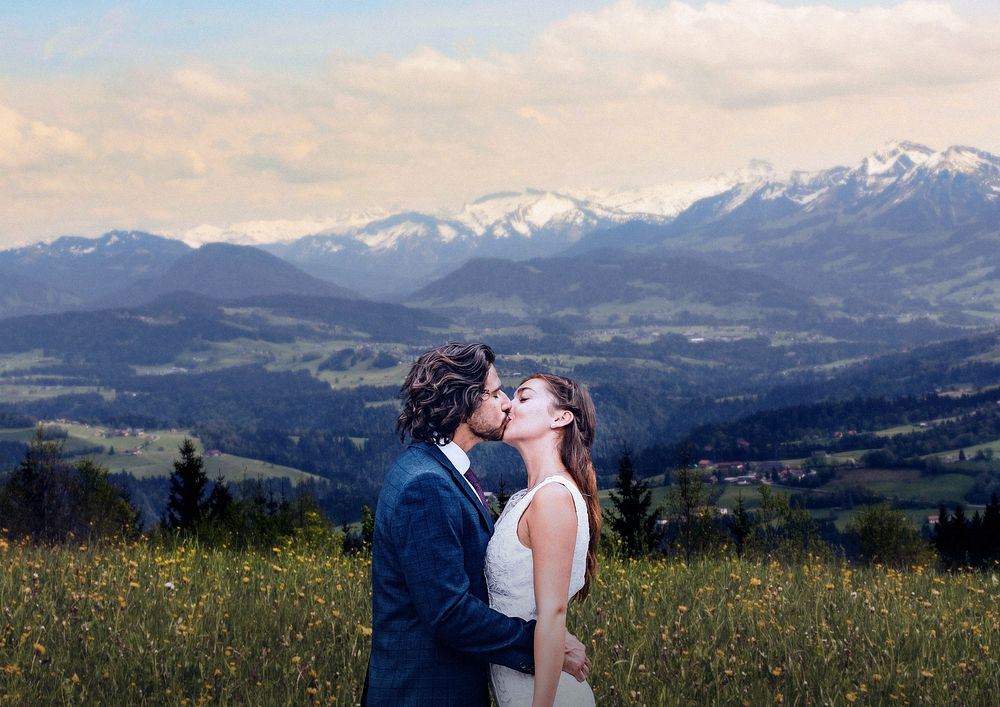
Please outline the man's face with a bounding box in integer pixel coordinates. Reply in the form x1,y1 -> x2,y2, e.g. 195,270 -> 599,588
466,365 -> 511,442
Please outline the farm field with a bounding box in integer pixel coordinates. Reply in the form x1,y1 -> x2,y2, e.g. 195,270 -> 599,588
0,423 -> 319,483
606,467 -> 983,536
2,540 -> 999,706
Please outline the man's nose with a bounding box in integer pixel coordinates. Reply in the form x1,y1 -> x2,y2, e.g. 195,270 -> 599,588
500,390 -> 512,412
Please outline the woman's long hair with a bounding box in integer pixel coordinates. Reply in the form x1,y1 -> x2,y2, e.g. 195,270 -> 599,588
397,342 -> 495,445
526,373 -> 601,601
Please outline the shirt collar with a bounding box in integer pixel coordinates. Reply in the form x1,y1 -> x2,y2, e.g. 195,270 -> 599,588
439,440 -> 471,474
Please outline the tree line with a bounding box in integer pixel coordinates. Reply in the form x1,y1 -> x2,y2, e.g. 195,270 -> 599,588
6,430 -> 1000,574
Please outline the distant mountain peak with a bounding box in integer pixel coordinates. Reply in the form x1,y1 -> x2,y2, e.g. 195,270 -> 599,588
860,140 -> 933,177
923,145 -> 999,175
742,159 -> 777,180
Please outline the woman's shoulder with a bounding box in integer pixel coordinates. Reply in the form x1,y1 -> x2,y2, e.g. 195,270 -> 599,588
525,476 -> 581,512
531,474 -> 583,497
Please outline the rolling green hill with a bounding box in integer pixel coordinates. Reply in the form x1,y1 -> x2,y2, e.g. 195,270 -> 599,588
0,423 -> 321,483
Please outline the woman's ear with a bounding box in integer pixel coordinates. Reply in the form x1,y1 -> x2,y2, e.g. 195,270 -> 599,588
550,409 -> 574,429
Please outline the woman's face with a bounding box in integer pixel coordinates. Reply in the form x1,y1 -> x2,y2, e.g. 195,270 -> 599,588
503,378 -> 560,444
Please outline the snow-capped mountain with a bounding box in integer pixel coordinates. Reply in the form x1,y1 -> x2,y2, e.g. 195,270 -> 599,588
0,231 -> 191,303
177,211 -> 391,248
4,141 -> 1000,315
263,172 -> 760,295
572,141 -> 1000,310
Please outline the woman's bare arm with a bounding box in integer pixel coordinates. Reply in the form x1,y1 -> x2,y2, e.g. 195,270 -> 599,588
520,482 -> 579,707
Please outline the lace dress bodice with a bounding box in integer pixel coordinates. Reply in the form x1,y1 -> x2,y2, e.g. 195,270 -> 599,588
485,475 -> 595,706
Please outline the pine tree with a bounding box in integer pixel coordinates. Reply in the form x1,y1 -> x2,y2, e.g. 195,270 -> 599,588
491,472 -> 513,518
983,493 -> 1000,563
360,504 -> 375,546
0,428 -> 137,542
606,447 -> 659,558
164,438 -> 209,531
731,493 -> 753,557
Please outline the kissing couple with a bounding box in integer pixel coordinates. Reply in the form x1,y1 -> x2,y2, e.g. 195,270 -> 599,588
363,341 -> 600,706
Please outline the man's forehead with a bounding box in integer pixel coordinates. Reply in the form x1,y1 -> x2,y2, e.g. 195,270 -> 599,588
485,365 -> 501,389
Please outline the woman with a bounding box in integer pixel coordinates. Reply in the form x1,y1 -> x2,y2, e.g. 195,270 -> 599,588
486,373 -> 601,707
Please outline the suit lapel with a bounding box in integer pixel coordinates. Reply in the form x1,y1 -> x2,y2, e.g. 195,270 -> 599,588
421,442 -> 495,533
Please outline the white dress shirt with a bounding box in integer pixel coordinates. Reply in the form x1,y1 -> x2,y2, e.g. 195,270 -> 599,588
439,440 -> 483,503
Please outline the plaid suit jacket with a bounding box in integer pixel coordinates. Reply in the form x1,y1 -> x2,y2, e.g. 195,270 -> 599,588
364,442 -> 535,706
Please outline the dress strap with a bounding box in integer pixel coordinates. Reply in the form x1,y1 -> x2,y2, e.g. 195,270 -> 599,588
519,475 -> 586,517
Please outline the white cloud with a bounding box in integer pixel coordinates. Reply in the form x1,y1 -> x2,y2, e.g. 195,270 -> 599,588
172,66 -> 252,106
0,105 -> 89,169
4,1 -> 1000,245
329,0 -> 1000,109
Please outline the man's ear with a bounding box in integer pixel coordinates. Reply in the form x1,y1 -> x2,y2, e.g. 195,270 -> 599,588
550,409 -> 574,429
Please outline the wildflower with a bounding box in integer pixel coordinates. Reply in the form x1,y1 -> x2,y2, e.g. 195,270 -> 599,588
33,643 -> 46,656
846,692 -> 858,703
771,667 -> 783,677
165,581 -> 175,591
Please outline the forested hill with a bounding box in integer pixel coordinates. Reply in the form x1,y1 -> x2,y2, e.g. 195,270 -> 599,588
637,334 -> 1000,474
96,243 -> 359,308
0,291 -> 447,365
407,250 -> 832,328
637,387 -> 1000,469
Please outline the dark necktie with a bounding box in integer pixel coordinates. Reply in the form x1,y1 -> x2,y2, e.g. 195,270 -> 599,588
464,468 -> 489,508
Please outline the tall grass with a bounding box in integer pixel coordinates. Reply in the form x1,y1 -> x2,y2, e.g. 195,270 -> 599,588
2,536 -> 999,705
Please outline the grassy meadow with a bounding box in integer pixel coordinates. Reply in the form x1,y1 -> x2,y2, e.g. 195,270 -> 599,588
0,423 -> 320,484
3,537 -> 999,706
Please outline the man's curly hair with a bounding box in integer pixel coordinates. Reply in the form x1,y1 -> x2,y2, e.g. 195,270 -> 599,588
397,342 -> 495,445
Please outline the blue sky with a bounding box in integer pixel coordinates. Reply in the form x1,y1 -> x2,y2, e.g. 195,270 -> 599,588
2,1 -> 1000,244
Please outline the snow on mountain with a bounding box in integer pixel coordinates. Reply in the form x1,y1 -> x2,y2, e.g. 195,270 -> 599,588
17,141 -> 995,266
453,190 -> 613,240
177,210 -> 391,247
860,140 -> 933,178
706,141 -> 1000,218
921,145 -> 1000,176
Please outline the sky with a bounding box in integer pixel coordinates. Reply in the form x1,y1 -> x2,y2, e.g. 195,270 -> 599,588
2,0 -> 1000,246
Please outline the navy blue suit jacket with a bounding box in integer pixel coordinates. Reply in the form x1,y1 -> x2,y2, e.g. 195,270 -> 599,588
365,441 -> 535,706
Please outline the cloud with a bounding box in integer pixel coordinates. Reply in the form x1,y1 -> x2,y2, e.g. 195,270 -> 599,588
4,1 -> 1000,245
330,0 -> 1000,110
0,105 -> 89,169
172,67 -> 252,106
44,6 -> 129,62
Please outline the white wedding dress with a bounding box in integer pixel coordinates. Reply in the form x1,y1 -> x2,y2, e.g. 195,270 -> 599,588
485,475 -> 596,706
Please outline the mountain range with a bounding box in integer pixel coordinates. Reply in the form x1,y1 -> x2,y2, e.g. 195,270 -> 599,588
1,141 -> 999,322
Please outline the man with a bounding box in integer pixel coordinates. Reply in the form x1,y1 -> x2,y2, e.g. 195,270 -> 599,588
364,342 -> 589,706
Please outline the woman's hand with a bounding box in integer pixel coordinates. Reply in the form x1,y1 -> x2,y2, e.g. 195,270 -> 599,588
562,631 -> 590,682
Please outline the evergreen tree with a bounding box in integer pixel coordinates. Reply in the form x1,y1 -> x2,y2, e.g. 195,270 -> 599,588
0,428 -> 137,542
731,493 -> 753,558
164,438 -> 209,531
606,447 -> 659,558
983,493 -> 1000,562
360,504 -> 375,546
491,473 -> 513,518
